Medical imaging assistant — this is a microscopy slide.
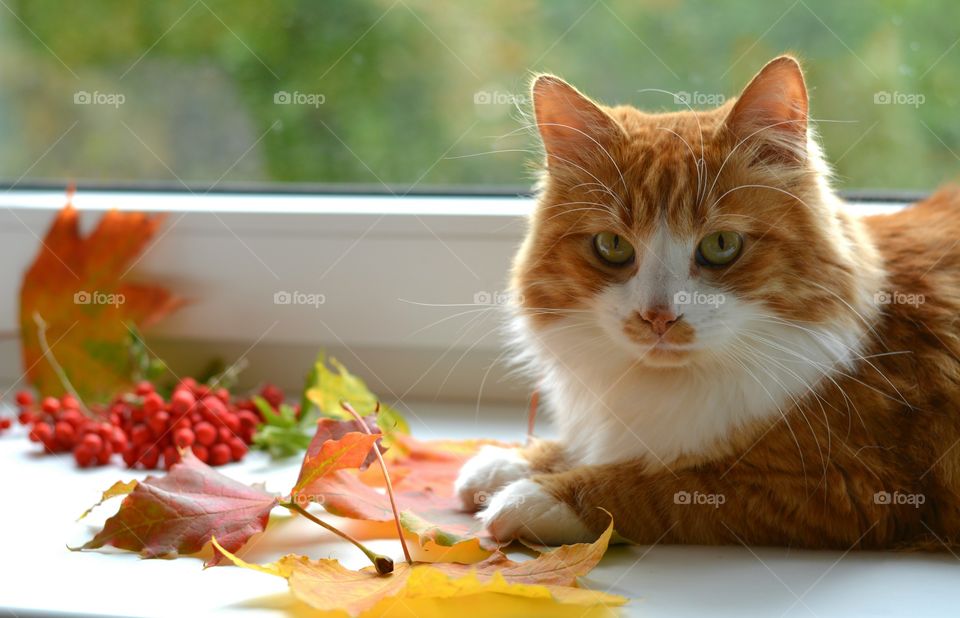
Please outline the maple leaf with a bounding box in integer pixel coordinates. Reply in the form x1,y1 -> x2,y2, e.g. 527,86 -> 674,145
76,451 -> 277,566
308,416 -> 382,470
304,355 -> 409,439
307,435 -> 511,562
77,479 -> 138,520
292,428 -> 381,499
213,519 -> 625,617
20,202 -> 182,402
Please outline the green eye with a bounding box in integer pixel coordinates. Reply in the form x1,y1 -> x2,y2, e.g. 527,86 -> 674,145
593,232 -> 635,265
696,231 -> 743,267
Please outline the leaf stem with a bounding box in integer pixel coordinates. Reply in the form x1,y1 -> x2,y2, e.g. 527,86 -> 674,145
33,312 -> 93,418
341,401 -> 413,565
279,499 -> 393,575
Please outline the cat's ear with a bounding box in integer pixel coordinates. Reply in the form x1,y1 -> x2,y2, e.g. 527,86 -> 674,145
532,75 -> 625,170
724,56 -> 808,163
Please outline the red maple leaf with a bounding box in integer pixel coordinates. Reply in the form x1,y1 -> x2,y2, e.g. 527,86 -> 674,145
77,451 -> 277,566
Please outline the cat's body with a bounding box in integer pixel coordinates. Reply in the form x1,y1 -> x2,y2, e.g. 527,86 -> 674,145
455,56 -> 960,549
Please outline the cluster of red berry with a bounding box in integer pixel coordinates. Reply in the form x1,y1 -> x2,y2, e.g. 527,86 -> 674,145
13,380 -> 285,470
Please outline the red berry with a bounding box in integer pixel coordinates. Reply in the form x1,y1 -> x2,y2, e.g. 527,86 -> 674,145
214,388 -> 230,404
29,422 -> 52,443
18,411 -> 35,425
135,381 -> 154,396
97,423 -> 114,441
82,433 -> 103,452
180,377 -> 198,391
194,422 -> 217,446
111,428 -> 128,452
260,384 -> 284,408
61,410 -> 84,429
54,421 -> 76,445
209,443 -> 231,466
130,424 -> 151,447
41,396 -> 60,414
222,413 -> 240,433
191,444 -> 209,463
228,438 -> 248,461
147,411 -> 170,436
74,445 -> 96,468
201,395 -> 227,418
217,426 -> 233,444
122,445 -> 139,467
172,418 -> 192,433
163,446 -> 180,469
189,412 -> 203,425
142,392 -> 164,415
60,394 -> 80,410
171,389 -> 196,416
140,446 -> 160,469
0,418 -> 11,430
174,428 -> 195,448
15,391 -> 34,407
96,446 -> 113,466
237,410 -> 259,429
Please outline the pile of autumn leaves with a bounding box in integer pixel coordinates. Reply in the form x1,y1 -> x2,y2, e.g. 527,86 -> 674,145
75,408 -> 627,616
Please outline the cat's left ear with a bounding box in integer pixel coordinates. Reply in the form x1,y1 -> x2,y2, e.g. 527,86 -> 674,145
724,56 -> 808,162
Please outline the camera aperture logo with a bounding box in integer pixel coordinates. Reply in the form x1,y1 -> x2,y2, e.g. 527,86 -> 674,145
873,490 -> 925,508
674,290 -> 725,308
273,290 -> 326,308
673,490 -> 725,508
874,290 -> 924,308
274,91 -> 326,108
74,290 -> 125,307
74,91 -> 125,109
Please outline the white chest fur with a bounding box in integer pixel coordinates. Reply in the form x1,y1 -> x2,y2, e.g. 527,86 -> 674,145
515,312 -> 863,468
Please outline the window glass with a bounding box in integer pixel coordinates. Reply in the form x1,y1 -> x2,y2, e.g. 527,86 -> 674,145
0,1 -> 955,192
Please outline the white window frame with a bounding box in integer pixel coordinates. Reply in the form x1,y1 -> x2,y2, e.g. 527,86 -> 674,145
0,189 -> 905,404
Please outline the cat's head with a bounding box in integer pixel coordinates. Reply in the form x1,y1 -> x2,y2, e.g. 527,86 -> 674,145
513,56 -> 881,373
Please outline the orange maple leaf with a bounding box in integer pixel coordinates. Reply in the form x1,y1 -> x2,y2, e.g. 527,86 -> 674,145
19,201 -> 183,402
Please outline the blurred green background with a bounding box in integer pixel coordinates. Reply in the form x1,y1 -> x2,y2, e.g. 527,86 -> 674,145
0,0 -> 957,192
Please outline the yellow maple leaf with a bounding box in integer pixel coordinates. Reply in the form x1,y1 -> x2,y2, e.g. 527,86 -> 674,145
213,519 -> 627,617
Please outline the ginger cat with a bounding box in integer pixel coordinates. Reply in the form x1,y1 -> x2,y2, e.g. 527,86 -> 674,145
455,55 -> 960,549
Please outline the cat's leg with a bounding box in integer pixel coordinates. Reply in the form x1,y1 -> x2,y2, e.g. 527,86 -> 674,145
481,459 -> 898,547
455,439 -> 567,512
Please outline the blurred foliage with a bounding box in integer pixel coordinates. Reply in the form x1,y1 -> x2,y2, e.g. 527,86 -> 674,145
0,0 -> 957,191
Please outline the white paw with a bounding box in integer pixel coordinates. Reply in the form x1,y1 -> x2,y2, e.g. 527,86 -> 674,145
480,479 -> 593,545
455,445 -> 531,511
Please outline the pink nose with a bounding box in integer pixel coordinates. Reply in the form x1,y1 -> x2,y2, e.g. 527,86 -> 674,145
639,307 -> 679,336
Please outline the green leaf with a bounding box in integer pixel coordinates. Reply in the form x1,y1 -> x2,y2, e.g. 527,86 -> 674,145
305,355 -> 409,440
252,396 -> 312,458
